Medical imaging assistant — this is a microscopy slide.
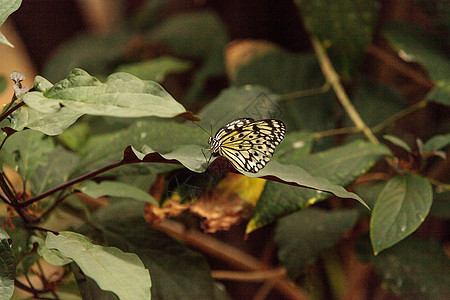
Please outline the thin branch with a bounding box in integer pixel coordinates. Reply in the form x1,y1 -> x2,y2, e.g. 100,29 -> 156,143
40,192 -> 74,220
311,36 -> 379,144
313,126 -> 360,139
18,160 -> 123,207
212,268 -> 287,282
371,99 -> 428,133
0,101 -> 25,123
279,82 -> 331,101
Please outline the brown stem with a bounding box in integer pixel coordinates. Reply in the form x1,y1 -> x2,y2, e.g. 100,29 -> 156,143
18,160 -> 123,207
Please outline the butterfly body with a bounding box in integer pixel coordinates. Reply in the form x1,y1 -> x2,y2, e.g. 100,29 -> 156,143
208,118 -> 286,173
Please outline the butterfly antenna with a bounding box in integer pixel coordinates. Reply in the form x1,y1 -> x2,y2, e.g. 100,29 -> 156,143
194,122 -> 212,137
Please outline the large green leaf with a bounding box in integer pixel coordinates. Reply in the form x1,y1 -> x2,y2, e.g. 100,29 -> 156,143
79,180 -> 157,204
78,200 -> 215,300
23,69 -> 186,118
0,129 -> 54,181
30,146 -> 79,195
248,140 -> 390,231
295,0 -> 380,79
0,0 -> 22,47
10,105 -> 83,136
131,144 -> 368,208
0,227 -> 15,300
370,175 -> 432,254
357,237 -> 450,299
115,56 -> 193,82
46,231 -> 152,300
275,208 -> 359,279
384,23 -> 450,105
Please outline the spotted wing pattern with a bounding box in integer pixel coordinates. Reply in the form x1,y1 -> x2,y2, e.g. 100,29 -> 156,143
208,118 -> 286,173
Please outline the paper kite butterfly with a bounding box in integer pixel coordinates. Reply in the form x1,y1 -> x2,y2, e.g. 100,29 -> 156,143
208,118 -> 286,173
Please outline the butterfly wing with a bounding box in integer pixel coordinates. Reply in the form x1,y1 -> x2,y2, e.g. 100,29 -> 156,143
217,119 -> 286,173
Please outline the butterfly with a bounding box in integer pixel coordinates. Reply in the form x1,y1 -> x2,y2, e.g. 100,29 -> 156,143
207,118 -> 286,173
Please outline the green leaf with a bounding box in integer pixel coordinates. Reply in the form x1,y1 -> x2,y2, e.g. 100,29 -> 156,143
30,146 -> 79,195
383,135 -> 412,152
357,237 -> 450,299
430,191 -> 450,219
198,85 -> 282,131
43,28 -> 133,82
78,200 -> 215,300
31,235 -> 73,266
116,56 -> 193,82
145,10 -> 228,59
23,68 -> 186,118
79,181 -> 157,204
0,0 -> 22,47
275,208 -> 359,279
0,227 -> 15,300
384,23 -> 450,105
349,78 -> 407,127
57,121 -> 90,151
272,130 -> 314,164
249,140 -> 390,231
73,118 -> 205,176
0,129 -> 54,181
295,0 -> 380,79
10,105 -> 84,136
424,133 -> 450,152
46,231 -> 151,300
370,175 -> 432,254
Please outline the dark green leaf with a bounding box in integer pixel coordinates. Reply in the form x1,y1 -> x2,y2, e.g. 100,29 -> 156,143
249,140 -> 389,231
384,23 -> 450,105
30,146 -> 79,195
198,85 -> 281,131
424,133 -> 450,152
354,181 -> 387,211
145,10 -> 228,59
78,200 -> 215,300
79,181 -> 157,204
357,237 -> 450,299
383,135 -> 412,153
295,0 -> 380,79
42,28 -> 134,82
349,78 -> 407,127
115,56 -> 193,82
272,130 -> 314,164
0,227 -> 15,300
72,118 -> 205,176
23,69 -> 186,118
46,231 -> 151,300
370,175 -> 432,254
0,129 -> 54,181
57,121 -> 90,151
276,208 -> 359,279
233,50 -> 337,134
430,191 -> 450,219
